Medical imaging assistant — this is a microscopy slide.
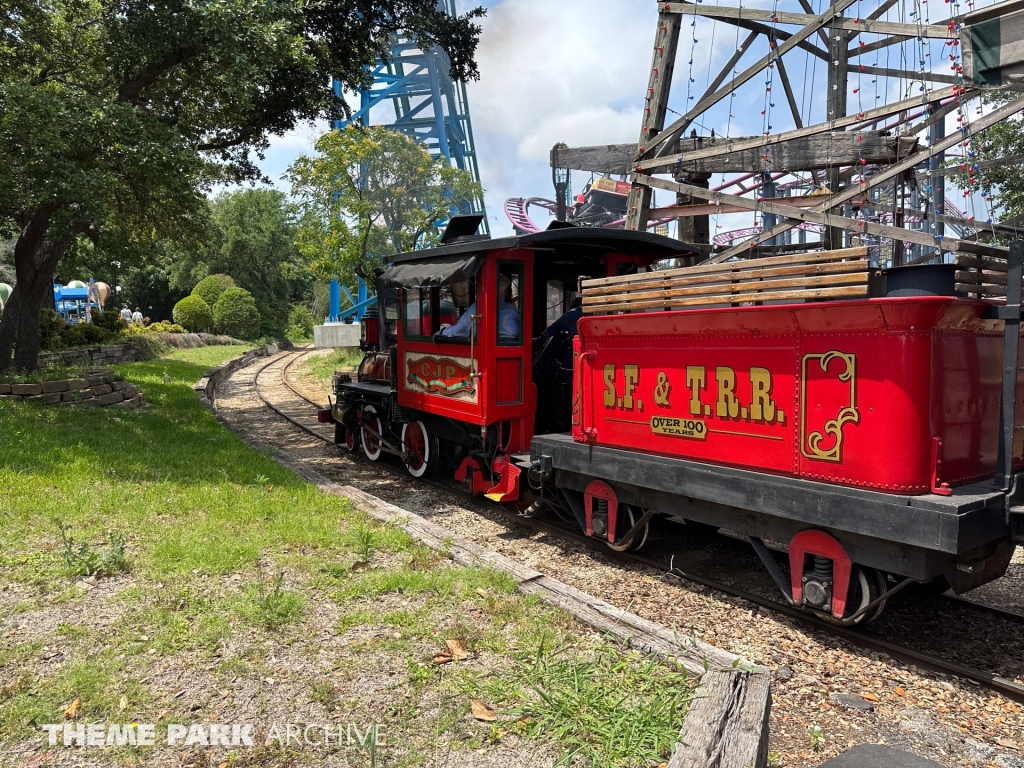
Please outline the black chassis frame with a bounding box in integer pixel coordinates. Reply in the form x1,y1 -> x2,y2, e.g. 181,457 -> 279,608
531,433 -> 1019,594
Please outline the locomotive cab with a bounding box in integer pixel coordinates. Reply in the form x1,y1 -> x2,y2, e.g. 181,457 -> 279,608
329,216 -> 694,496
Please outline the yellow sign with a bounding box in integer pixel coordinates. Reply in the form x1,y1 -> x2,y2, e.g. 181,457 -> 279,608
650,416 -> 708,440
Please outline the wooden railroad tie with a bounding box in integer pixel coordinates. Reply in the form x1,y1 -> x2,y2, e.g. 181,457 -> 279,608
581,247 -> 870,313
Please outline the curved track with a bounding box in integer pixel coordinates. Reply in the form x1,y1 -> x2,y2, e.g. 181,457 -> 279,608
252,349 -> 1024,704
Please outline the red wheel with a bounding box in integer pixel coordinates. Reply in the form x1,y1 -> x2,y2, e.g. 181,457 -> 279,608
360,405 -> 383,461
401,420 -> 430,478
345,427 -> 357,452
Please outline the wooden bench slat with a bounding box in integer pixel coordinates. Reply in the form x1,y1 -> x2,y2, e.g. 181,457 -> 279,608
583,272 -> 869,307
955,254 -> 1009,272
956,282 -> 1006,297
583,259 -> 870,297
583,285 -> 869,313
955,270 -> 1010,286
581,247 -> 869,289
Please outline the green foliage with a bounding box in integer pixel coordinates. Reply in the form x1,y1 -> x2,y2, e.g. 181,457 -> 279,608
56,523 -> 129,578
191,274 -> 235,308
287,127 -> 484,284
38,308 -> 122,351
172,295 -> 212,332
950,91 -> 1024,235
1,0 -> 485,369
213,287 -> 260,340
90,309 -> 128,335
127,320 -> 185,335
286,304 -> 315,340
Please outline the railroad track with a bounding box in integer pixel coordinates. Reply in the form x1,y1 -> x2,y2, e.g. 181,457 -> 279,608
252,349 -> 1024,704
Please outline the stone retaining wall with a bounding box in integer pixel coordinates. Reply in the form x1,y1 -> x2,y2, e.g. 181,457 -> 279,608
0,369 -> 146,409
193,346 -> 270,407
40,343 -> 139,368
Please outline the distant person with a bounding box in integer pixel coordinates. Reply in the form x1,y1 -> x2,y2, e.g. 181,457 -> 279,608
440,275 -> 519,341
120,305 -> 132,323
132,307 -> 144,324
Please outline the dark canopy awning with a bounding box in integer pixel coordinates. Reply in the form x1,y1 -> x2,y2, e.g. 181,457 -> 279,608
377,253 -> 484,290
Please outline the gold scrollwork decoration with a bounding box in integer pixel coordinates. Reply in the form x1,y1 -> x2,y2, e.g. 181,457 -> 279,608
800,350 -> 859,463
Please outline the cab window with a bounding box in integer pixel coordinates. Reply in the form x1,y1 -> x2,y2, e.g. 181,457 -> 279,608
496,261 -> 523,346
403,287 -> 462,340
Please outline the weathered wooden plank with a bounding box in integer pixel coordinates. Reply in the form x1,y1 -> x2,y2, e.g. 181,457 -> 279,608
668,669 -> 772,768
582,247 -> 868,289
958,282 -> 1007,297
584,259 -> 869,298
584,285 -> 869,313
956,270 -> 1009,286
584,272 -> 869,306
956,254 -> 1009,272
552,134 -> 917,175
957,241 -> 1012,259
625,10 -> 681,230
636,84 -> 963,172
670,4 -> 948,38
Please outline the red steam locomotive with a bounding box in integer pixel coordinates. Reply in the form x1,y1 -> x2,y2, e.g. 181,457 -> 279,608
323,216 -> 1024,624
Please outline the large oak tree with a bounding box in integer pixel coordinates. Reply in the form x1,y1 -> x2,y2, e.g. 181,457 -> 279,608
0,0 -> 483,370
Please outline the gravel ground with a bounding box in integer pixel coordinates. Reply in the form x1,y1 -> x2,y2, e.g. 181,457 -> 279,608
219,351 -> 1024,768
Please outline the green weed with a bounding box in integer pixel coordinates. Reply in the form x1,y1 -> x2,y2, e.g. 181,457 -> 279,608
56,522 -> 129,578
241,572 -> 305,630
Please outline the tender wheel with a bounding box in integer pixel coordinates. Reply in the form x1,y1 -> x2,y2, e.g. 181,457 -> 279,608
825,565 -> 887,625
400,420 -> 430,478
607,504 -> 650,553
360,405 -> 383,461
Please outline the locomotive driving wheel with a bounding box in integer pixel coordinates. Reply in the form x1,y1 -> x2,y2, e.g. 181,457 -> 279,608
400,420 -> 430,478
825,565 -> 888,625
360,405 -> 383,461
607,504 -> 650,553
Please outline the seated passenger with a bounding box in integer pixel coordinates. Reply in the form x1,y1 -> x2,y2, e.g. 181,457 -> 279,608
440,275 -> 520,341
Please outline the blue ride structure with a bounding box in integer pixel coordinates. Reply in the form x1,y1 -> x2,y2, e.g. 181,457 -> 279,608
326,0 -> 487,323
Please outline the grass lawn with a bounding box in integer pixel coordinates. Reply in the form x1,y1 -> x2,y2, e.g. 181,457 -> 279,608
297,347 -> 365,386
0,346 -> 695,767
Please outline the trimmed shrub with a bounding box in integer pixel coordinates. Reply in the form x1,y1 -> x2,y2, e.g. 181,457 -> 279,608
91,309 -> 129,335
172,295 -> 213,332
286,304 -> 315,340
127,320 -> 186,335
192,274 -> 235,308
213,287 -> 261,340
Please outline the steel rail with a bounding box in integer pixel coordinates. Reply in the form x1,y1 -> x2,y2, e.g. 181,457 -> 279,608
250,350 -> 1024,704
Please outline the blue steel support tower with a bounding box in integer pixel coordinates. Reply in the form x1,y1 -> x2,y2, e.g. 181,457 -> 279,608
332,0 -> 487,230
326,0 -> 487,322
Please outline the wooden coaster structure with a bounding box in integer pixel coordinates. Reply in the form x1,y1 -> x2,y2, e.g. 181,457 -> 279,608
551,0 -> 1024,269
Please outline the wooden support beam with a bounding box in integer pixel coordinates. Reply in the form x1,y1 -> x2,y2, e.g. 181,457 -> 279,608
672,5 -> 951,38
707,93 -> 1024,258
640,0 -> 861,159
849,33 -> 910,59
625,11 -> 681,230
846,0 -> 902,40
915,153 -> 1024,177
857,65 -> 960,85
633,84 -> 965,172
637,173 -> 963,253
553,133 -> 917,174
